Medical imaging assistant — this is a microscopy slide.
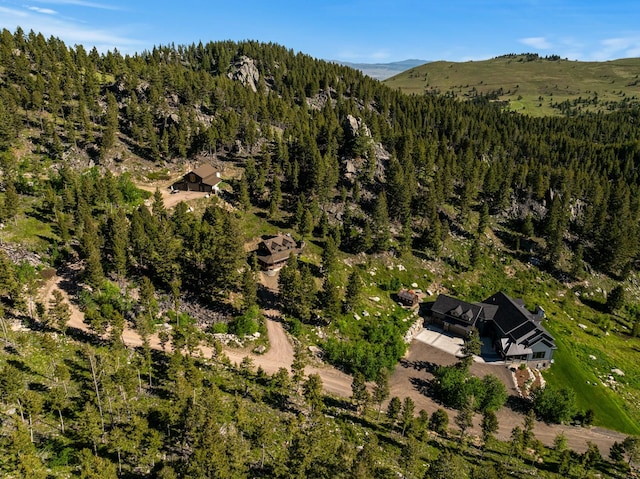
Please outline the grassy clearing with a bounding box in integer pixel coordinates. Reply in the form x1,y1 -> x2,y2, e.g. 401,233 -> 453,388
543,335 -> 640,434
384,56 -> 640,116
1,213 -> 54,251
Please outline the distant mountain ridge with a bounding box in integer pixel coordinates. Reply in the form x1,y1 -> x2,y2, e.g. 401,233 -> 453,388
336,59 -> 429,80
383,53 -> 640,116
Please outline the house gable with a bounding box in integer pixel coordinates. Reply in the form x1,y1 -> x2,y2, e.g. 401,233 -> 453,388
430,294 -> 484,336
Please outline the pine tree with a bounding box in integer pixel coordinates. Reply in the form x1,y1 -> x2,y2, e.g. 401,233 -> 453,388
386,396 -> 401,428
100,91 -> 118,159
371,190 -> 391,252
103,208 -> 129,278
400,397 -> 415,436
238,175 -> 251,211
373,368 -> 390,420
606,285 -> 625,313
2,181 -> 19,223
481,410 -> 499,447
351,372 -> 370,415
321,236 -> 338,278
48,289 -> 71,334
455,395 -> 475,444
319,277 -> 341,324
343,270 -> 362,313
241,268 -> 257,312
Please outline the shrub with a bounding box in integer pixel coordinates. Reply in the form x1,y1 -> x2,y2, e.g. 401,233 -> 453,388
210,322 -> 228,334
530,385 -> 577,424
229,305 -> 260,336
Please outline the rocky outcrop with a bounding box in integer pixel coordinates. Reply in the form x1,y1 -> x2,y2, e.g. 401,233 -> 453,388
345,114 -> 372,138
228,56 -> 260,92
342,115 -> 390,183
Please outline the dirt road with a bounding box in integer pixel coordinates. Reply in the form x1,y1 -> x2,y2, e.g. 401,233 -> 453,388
39,274 -> 625,453
390,340 -> 627,453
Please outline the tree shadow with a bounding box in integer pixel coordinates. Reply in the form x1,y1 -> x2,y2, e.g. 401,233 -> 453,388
7,358 -> 36,375
505,394 -> 531,414
578,297 -> 608,314
257,284 -> 279,310
399,357 -> 439,374
409,376 -> 432,396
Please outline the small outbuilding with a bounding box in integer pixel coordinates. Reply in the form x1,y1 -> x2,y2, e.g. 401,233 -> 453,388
172,164 -> 221,192
397,289 -> 419,307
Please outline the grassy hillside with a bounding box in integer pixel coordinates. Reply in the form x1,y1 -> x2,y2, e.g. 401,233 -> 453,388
384,54 -> 640,116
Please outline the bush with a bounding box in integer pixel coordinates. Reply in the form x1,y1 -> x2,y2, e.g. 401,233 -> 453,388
229,305 -> 260,336
432,366 -> 507,412
530,385 -> 577,423
323,320 -> 407,380
210,322 -> 228,334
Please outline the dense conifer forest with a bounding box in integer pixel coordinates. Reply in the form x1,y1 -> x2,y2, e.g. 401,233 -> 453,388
0,27 -> 639,477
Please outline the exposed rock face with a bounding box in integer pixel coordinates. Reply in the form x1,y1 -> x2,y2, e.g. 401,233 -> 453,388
306,89 -> 335,110
345,114 -> 372,138
228,56 -> 260,92
343,115 -> 390,183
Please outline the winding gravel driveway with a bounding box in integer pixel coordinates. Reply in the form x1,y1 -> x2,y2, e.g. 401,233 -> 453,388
39,273 -> 626,453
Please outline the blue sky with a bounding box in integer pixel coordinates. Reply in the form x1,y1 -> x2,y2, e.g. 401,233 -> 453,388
0,0 -> 639,62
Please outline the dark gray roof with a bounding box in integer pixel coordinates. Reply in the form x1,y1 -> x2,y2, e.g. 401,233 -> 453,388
481,292 -> 556,352
482,292 -> 535,336
431,294 -> 484,326
510,321 -> 537,342
431,291 -> 556,354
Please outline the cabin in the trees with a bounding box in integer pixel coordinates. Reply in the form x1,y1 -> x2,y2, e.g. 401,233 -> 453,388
397,289 -> 419,307
256,234 -> 303,272
172,164 -> 221,192
429,291 -> 556,368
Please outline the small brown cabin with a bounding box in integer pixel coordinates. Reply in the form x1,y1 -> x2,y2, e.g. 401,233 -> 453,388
397,289 -> 419,307
173,164 -> 221,192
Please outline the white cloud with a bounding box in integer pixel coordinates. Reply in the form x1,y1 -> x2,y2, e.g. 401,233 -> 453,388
31,0 -> 122,10
369,49 -> 391,61
27,6 -> 58,14
519,36 -> 552,50
0,6 -> 29,17
590,36 -> 640,60
0,5 -> 144,53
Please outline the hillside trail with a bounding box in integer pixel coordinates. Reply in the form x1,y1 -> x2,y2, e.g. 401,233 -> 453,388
38,272 -> 624,453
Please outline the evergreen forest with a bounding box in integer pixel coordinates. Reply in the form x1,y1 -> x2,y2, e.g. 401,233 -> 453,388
0,27 -> 639,477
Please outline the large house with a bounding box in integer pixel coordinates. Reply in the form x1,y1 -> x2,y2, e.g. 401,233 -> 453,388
430,291 -> 556,368
172,164 -> 221,192
256,234 -> 303,272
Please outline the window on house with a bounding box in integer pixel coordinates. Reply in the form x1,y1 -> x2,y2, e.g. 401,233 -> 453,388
532,351 -> 545,359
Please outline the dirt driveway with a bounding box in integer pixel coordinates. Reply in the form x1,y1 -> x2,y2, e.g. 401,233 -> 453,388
136,183 -> 211,209
39,272 -> 626,454
390,340 -> 627,453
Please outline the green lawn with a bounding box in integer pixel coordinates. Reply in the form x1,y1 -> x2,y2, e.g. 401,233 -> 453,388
542,308 -> 640,434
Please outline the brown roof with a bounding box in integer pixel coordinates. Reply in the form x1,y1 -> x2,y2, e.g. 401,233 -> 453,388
190,164 -> 221,186
263,234 -> 298,254
257,234 -> 301,265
